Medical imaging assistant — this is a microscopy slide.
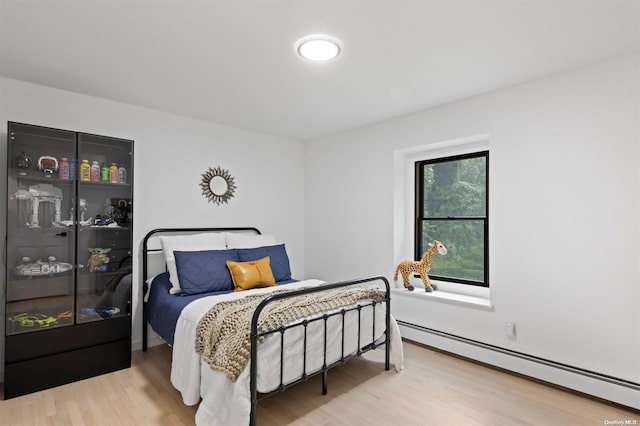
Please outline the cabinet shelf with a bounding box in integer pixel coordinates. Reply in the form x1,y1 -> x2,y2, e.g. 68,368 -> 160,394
79,180 -> 131,188
8,172 -> 130,187
9,169 -> 76,183
10,270 -> 73,281
14,226 -> 73,234
78,269 -> 120,277
80,226 -> 131,231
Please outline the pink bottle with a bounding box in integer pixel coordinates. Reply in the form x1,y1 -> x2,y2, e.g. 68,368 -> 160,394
58,157 -> 70,180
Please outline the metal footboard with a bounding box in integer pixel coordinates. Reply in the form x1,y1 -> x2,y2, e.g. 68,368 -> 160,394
249,276 -> 391,426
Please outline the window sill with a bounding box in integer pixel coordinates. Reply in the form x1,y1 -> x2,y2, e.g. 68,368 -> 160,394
390,280 -> 493,311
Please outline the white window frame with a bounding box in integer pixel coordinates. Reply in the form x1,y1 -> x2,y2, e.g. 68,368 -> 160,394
393,134 -> 491,302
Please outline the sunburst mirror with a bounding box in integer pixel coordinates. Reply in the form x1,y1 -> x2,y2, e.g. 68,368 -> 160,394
200,166 -> 237,206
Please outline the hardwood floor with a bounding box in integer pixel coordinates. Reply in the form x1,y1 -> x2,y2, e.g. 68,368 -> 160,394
1,340 -> 637,425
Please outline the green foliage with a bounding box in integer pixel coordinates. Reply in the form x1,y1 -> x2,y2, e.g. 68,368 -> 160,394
419,155 -> 487,283
423,156 -> 486,217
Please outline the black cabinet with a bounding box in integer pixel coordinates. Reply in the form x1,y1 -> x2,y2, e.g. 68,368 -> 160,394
4,122 -> 133,398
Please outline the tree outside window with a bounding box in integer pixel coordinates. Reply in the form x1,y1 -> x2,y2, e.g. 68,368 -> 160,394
415,151 -> 489,287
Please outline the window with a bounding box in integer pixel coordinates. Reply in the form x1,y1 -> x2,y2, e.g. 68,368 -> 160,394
415,151 -> 489,287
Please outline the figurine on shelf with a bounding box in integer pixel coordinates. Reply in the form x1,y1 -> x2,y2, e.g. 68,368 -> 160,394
11,183 -> 63,227
111,198 -> 132,225
10,313 -> 57,328
87,248 -> 111,272
15,151 -> 32,175
79,198 -> 88,223
59,207 -> 74,227
92,214 -> 114,227
37,156 -> 58,177
15,256 -> 73,277
104,198 -> 117,221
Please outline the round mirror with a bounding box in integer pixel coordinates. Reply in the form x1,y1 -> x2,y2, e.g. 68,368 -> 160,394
200,166 -> 237,205
209,176 -> 228,196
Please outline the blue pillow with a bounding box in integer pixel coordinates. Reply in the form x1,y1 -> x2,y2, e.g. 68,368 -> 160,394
174,249 -> 239,295
237,244 -> 292,282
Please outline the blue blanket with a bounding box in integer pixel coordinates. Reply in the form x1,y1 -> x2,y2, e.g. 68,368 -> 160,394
145,272 -> 296,345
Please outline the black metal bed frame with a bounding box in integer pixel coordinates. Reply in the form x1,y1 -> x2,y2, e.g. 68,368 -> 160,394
141,227 -> 391,426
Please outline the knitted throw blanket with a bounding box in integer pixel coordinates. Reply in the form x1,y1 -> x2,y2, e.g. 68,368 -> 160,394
195,285 -> 386,381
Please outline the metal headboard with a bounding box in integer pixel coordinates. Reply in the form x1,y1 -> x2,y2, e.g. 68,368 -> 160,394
141,227 -> 261,350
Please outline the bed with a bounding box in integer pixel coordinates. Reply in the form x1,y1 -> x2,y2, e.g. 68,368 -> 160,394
142,227 -> 403,425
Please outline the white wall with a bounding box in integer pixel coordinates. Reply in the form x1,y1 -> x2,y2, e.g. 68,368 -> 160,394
1,53 -> 637,407
0,77 -> 306,376
305,53 -> 639,406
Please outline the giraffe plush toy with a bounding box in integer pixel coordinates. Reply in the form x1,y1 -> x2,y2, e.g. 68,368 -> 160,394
394,240 -> 447,292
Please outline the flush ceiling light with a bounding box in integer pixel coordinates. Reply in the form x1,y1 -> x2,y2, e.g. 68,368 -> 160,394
295,34 -> 342,62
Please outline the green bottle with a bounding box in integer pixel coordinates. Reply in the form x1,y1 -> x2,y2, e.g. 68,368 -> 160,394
101,163 -> 109,182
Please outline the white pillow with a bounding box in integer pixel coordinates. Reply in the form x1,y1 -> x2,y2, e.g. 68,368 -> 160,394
160,233 -> 227,294
225,232 -> 276,248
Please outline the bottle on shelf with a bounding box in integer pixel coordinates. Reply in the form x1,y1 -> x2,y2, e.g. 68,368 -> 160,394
69,159 -> 76,180
90,161 -> 101,182
79,159 -> 91,181
118,165 -> 126,184
58,157 -> 70,180
109,163 -> 118,183
101,162 -> 109,182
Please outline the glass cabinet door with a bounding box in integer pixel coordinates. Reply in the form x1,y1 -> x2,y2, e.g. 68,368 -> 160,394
76,133 -> 133,324
6,123 -> 77,335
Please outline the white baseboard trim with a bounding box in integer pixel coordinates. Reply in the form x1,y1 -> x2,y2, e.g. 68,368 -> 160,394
398,322 -> 640,410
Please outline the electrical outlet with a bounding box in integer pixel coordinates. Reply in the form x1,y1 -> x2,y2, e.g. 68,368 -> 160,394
505,322 -> 517,340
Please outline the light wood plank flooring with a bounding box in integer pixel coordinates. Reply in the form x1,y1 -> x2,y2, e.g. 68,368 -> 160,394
1,340 -> 637,425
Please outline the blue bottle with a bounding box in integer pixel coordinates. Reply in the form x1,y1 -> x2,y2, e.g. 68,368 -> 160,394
69,159 -> 76,180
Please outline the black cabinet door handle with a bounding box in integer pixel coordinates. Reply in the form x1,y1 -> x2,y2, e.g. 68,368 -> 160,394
55,232 -> 67,237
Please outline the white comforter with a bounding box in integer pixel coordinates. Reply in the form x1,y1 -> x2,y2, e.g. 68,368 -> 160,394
170,279 -> 404,426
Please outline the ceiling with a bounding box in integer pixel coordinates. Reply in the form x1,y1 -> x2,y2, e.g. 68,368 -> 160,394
1,1 -> 638,142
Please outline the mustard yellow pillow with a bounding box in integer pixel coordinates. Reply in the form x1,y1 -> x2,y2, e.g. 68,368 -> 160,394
226,256 -> 276,291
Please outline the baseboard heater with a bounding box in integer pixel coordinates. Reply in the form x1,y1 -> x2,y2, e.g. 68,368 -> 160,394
397,320 -> 640,391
